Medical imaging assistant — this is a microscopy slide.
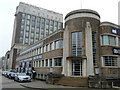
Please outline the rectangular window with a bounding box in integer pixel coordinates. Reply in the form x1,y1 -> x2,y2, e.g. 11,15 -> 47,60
21,13 -> 26,19
58,22 -> 63,29
25,38 -> 29,44
30,39 -> 34,44
54,21 -> 58,31
27,14 -> 31,20
92,32 -> 97,66
36,17 -> 41,28
46,59 -> 48,67
50,42 -> 54,50
54,58 -> 62,66
55,40 -> 63,49
42,60 -> 44,67
103,56 -> 117,66
26,20 -> 30,26
21,19 -> 25,25
39,61 -> 41,67
21,25 -> 24,31
49,59 -> 52,67
25,32 -> 29,38
31,33 -> 34,39
72,32 -> 82,56
46,44 -> 48,52
26,26 -> 30,31
20,37 -> 23,44
50,20 -> 54,34
102,35 -> 116,46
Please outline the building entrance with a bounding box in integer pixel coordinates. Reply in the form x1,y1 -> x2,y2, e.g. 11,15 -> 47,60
72,60 -> 82,76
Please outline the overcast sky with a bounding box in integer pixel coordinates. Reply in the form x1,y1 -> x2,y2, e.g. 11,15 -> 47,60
0,0 -> 120,57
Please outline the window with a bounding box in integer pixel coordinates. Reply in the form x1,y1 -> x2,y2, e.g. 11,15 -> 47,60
42,60 -> 44,67
50,42 -> 54,50
58,22 -> 63,29
103,56 -> 117,66
54,21 -> 58,31
30,39 -> 34,44
25,32 -> 29,38
21,25 -> 24,31
50,20 -> 54,34
36,33 -> 39,39
26,26 -> 30,31
26,20 -> 30,26
25,38 -> 29,44
41,29 -> 44,39
27,14 -> 31,20
102,35 -> 116,46
39,61 -> 41,67
21,19 -> 25,25
31,27 -> 35,33
46,59 -> 48,67
54,58 -> 62,66
31,33 -> 34,38
92,32 -> 97,66
49,59 -> 52,67
55,40 -> 63,49
44,46 -> 46,52
20,31 -> 24,37
21,13 -> 26,19
36,28 -> 39,34
46,44 -> 48,52
20,37 -> 23,43
72,32 -> 82,56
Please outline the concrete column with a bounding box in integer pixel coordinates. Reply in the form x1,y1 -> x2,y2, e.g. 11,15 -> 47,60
82,59 -> 87,76
68,60 -> 72,76
62,26 -> 69,76
48,59 -> 50,67
52,58 -> 54,67
85,22 -> 94,76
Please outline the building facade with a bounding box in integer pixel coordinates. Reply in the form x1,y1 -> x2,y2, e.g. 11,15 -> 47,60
8,2 -> 120,86
17,9 -> 120,83
100,22 -> 120,78
10,2 -> 63,70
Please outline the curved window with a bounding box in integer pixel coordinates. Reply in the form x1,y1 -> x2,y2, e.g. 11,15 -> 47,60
72,32 -> 82,56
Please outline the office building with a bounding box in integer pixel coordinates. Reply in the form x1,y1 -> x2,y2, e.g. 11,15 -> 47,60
16,9 -> 120,87
10,2 -> 63,70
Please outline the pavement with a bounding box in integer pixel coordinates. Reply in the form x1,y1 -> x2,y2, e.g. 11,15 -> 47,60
19,79 -> 78,89
19,79 -> 120,90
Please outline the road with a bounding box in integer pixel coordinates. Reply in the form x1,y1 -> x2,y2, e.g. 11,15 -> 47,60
0,70 -> 39,90
0,70 -> 119,90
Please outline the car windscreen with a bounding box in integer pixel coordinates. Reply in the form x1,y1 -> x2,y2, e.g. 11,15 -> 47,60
18,73 -> 27,76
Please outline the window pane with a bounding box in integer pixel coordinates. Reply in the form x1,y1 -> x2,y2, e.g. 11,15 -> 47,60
102,35 -> 109,45
54,58 -> 62,66
104,56 -> 117,66
109,36 -> 116,46
72,32 -> 82,56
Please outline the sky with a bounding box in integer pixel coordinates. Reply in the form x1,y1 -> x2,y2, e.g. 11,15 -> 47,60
0,0 -> 120,57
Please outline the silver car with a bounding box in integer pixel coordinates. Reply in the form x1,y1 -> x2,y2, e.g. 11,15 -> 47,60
14,73 -> 31,82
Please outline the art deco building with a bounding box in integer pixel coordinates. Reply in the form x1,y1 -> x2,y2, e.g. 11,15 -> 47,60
10,2 -> 63,70
16,9 -> 120,87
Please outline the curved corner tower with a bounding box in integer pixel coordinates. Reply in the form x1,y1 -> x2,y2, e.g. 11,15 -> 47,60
63,9 -> 100,77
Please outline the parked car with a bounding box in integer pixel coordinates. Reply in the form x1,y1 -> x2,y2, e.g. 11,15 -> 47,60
8,72 -> 17,79
2,71 -> 8,76
14,73 -> 31,82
